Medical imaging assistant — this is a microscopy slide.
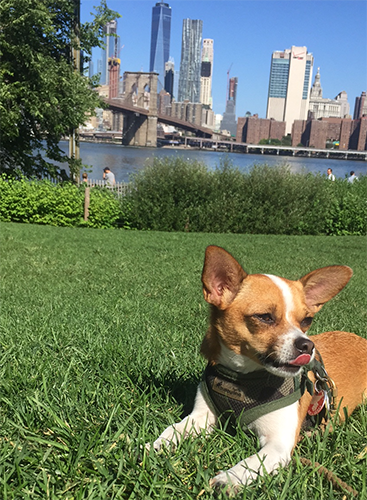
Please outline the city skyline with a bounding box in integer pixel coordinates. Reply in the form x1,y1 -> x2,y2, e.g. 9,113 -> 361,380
83,0 -> 366,118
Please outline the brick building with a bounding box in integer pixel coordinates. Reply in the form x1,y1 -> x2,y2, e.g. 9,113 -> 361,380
291,117 -> 367,150
164,100 -> 203,127
236,116 -> 286,144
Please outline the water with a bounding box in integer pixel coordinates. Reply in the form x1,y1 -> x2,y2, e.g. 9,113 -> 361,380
59,141 -> 366,183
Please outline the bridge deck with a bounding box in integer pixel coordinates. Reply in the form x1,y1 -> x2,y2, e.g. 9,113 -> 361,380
104,98 -> 213,137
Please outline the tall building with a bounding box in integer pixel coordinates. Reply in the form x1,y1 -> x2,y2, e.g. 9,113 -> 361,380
353,91 -> 367,119
164,59 -> 174,99
149,2 -> 171,92
97,59 -> 102,77
200,39 -> 214,108
101,20 -> 118,85
220,76 -> 238,136
177,19 -> 203,103
88,60 -> 94,79
108,57 -> 120,99
308,68 -> 350,119
266,46 -> 314,134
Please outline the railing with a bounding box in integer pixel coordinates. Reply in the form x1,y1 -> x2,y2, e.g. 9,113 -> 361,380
84,179 -> 130,197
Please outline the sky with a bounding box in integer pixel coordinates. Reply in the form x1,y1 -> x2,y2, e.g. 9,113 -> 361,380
81,0 -> 367,118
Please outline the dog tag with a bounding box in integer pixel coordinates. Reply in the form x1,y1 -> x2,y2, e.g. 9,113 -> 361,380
307,390 -> 327,416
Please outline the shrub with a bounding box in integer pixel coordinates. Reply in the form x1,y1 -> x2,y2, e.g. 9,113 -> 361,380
122,157 -> 212,231
1,161 -> 365,235
324,175 -> 367,235
0,176 -> 83,226
123,159 -> 361,236
86,187 -> 121,229
238,165 -> 330,235
0,176 -> 122,229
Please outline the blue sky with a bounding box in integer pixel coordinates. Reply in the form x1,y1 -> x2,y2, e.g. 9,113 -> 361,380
81,0 -> 366,118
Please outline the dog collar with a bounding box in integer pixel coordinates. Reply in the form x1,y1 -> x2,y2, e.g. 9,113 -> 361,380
201,363 -> 304,429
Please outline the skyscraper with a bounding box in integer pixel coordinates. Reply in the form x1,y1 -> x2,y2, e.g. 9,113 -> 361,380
266,46 -> 314,134
164,59 -> 174,99
150,2 -> 171,91
200,39 -> 214,108
220,77 -> 238,136
101,20 -> 118,86
178,19 -> 203,103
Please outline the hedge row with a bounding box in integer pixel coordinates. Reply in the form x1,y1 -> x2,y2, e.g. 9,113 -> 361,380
0,159 -> 366,235
121,158 -> 366,236
0,176 -> 121,228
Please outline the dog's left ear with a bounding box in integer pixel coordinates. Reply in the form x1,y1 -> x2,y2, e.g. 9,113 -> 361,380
202,246 -> 247,310
299,265 -> 353,312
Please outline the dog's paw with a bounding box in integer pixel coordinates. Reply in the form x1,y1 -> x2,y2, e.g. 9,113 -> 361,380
209,472 -> 242,498
146,437 -> 177,453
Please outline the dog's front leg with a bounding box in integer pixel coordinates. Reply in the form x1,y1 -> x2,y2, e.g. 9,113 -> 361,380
152,382 -> 217,451
210,402 -> 299,492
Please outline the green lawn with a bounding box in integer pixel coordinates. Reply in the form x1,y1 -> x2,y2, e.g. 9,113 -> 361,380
0,223 -> 366,499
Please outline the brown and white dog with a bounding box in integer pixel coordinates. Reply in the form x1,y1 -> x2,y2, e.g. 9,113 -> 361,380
151,245 -> 367,492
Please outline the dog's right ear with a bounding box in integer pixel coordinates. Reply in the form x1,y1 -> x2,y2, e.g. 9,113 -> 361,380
201,246 -> 247,310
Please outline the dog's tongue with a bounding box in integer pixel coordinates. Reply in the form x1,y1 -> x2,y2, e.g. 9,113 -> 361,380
289,354 -> 311,366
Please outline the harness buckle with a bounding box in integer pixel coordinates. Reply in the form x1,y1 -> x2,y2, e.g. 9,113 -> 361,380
312,360 -> 338,416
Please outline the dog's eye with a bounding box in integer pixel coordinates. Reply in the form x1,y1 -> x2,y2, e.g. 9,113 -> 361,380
253,313 -> 274,324
301,317 -> 313,328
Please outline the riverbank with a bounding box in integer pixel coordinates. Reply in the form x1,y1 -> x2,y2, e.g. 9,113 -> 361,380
58,140 -> 366,183
78,134 -> 367,162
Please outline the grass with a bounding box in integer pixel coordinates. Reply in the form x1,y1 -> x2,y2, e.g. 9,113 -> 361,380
0,222 -> 366,499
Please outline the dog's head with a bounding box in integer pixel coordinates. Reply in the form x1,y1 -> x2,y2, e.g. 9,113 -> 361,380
200,246 -> 352,377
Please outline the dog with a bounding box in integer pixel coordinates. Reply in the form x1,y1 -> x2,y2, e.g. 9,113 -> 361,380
150,245 -> 367,493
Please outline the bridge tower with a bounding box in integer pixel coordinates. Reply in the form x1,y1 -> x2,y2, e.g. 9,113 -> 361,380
122,72 -> 158,147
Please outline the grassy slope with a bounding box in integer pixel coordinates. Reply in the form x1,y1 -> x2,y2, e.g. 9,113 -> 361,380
0,222 -> 366,499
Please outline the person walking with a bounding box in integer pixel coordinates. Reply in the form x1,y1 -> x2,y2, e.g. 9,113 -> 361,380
103,167 -> 116,187
327,168 -> 335,181
348,171 -> 358,183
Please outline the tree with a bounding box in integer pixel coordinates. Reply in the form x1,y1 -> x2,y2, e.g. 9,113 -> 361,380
258,138 -> 281,146
0,0 -> 119,179
280,135 -> 292,146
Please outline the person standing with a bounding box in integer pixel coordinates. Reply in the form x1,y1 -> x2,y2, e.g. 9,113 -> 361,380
348,171 -> 358,183
327,168 -> 335,181
103,167 -> 116,187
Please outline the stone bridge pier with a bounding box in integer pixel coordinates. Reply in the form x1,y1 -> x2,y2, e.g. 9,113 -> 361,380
121,72 -> 158,147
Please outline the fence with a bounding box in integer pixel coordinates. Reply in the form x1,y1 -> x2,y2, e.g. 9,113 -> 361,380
44,176 -> 130,197
85,179 -> 130,197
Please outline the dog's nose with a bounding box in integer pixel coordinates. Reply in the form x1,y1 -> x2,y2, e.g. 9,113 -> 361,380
295,337 -> 314,355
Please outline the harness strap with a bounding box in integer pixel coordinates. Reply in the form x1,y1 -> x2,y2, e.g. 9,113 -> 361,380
201,350 -> 337,430
201,364 -> 304,428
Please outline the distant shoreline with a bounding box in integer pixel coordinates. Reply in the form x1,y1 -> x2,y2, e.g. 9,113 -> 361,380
76,137 -> 367,162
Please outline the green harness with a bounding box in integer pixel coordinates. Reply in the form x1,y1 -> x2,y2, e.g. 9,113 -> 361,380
201,353 -> 336,429
201,363 -> 305,428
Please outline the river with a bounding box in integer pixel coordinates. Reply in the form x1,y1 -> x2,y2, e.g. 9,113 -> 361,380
59,141 -> 366,183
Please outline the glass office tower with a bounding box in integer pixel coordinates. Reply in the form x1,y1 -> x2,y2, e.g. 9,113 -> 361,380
178,19 -> 203,103
150,2 -> 171,91
266,46 -> 313,134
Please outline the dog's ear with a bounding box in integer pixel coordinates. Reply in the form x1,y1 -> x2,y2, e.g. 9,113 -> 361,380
299,265 -> 353,312
201,246 -> 247,310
